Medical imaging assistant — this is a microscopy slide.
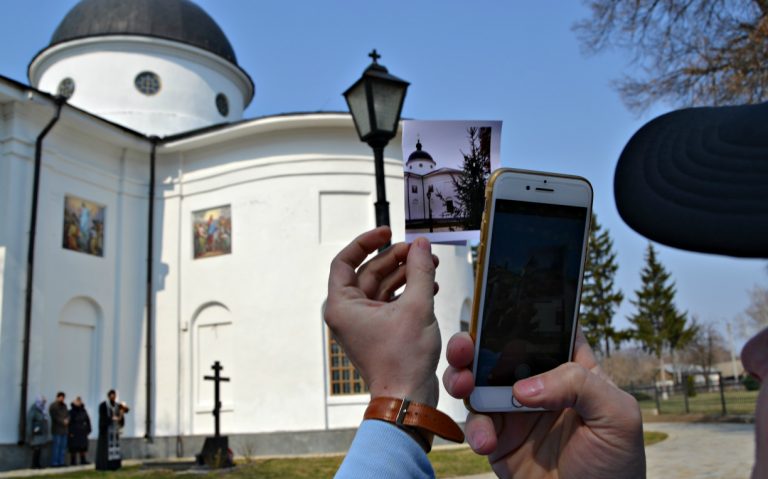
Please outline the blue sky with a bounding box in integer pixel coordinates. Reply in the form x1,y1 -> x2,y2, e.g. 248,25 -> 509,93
2,1 -> 765,347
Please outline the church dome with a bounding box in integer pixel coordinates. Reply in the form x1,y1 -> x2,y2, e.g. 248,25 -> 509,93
407,140 -> 435,163
29,0 -> 254,136
50,0 -> 238,65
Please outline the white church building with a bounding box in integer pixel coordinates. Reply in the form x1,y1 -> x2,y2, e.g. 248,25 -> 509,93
0,0 -> 474,468
404,139 -> 462,231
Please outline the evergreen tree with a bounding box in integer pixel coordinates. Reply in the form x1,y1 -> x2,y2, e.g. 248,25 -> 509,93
439,127 -> 490,230
628,243 -> 696,380
580,214 -> 625,357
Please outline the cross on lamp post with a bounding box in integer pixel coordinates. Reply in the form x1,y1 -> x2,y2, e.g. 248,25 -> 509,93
344,50 -> 409,248
203,361 -> 230,438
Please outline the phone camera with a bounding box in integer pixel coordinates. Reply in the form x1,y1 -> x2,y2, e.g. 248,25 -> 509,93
525,185 -> 530,190
543,179 -> 548,183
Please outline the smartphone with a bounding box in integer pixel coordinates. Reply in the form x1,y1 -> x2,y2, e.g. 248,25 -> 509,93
468,168 -> 592,412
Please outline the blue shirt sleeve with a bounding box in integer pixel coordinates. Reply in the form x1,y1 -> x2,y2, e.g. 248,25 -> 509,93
335,419 -> 435,479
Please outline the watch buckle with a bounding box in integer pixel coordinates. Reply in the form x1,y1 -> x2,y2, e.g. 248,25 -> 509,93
395,398 -> 411,425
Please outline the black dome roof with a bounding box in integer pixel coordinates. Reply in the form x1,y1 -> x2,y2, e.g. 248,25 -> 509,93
50,0 -> 238,65
407,140 -> 434,163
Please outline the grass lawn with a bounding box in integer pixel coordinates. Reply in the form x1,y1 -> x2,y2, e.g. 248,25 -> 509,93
643,430 -> 668,446
43,433 -> 668,479
637,389 -> 758,415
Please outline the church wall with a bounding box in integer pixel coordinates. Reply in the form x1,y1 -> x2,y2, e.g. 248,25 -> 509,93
152,120 -> 473,438
423,172 -> 460,220
0,96 -> 153,445
0,99 -> 72,444
35,41 -> 246,136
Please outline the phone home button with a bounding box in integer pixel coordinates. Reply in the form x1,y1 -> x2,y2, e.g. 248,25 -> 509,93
511,396 -> 522,408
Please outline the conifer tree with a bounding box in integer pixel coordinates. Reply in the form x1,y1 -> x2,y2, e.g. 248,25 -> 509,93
580,214 -> 625,357
439,127 -> 490,230
628,243 -> 696,380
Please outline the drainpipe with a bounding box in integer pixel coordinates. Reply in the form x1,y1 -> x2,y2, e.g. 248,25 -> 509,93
18,96 -> 65,444
145,137 -> 158,442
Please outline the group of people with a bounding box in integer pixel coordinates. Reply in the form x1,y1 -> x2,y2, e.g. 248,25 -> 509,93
25,390 -> 129,471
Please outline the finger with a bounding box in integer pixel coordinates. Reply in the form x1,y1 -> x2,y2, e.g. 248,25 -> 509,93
572,326 -> 599,370
446,333 -> 475,368
357,242 -> 410,298
512,362 -> 639,425
572,326 -> 613,383
400,237 -> 436,312
328,227 -> 391,291
376,251 -> 440,301
374,264 -> 407,301
742,326 -> 768,381
442,365 -> 474,399
465,413 -> 498,455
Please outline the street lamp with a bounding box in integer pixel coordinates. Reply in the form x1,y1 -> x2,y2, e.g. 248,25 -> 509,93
344,50 -> 409,236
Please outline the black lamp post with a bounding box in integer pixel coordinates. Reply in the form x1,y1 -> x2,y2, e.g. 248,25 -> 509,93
344,50 -> 409,238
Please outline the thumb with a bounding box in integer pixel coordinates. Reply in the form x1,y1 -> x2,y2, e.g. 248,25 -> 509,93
401,237 -> 436,311
512,362 -> 637,424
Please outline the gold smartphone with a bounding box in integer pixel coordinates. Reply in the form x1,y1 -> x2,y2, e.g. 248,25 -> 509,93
468,168 -> 592,412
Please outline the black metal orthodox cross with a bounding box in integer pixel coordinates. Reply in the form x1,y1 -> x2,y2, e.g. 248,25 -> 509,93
203,361 -> 230,437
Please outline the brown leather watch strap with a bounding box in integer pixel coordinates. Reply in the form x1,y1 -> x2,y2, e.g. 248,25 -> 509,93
364,397 -> 465,444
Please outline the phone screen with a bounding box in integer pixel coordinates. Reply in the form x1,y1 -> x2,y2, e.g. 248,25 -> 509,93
475,198 -> 588,387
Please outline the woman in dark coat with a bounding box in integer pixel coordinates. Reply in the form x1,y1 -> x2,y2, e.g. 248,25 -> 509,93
68,397 -> 91,465
26,395 -> 50,469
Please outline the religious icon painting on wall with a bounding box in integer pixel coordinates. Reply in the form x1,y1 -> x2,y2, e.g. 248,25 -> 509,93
192,205 -> 232,259
62,195 -> 106,257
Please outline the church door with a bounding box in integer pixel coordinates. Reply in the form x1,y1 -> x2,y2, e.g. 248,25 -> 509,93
51,297 -> 100,408
191,303 -> 233,434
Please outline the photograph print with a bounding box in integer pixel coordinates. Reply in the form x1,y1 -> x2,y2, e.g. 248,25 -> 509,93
402,120 -> 502,244
192,205 -> 232,259
62,195 -> 105,257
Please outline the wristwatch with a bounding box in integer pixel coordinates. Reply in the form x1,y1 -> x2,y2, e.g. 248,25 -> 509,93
364,397 -> 465,452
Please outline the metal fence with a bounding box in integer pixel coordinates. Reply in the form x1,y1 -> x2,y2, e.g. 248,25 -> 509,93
625,373 -> 759,416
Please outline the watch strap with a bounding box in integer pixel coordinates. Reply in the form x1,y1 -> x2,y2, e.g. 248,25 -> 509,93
364,397 -> 465,444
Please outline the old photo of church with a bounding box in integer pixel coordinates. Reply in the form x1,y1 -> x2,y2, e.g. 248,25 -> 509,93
403,120 -> 502,243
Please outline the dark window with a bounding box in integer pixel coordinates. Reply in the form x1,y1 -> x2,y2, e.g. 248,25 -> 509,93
447,199 -> 455,214
57,78 -> 75,99
216,93 -> 229,117
411,185 -> 418,194
135,71 -> 161,95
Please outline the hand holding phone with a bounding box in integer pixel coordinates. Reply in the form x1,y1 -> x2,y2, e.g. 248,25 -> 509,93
469,169 -> 592,412
443,330 -> 646,479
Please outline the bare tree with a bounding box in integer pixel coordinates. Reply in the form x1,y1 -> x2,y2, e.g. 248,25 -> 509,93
575,0 -> 768,111
683,317 -> 730,388
743,285 -> 768,332
601,347 -> 658,387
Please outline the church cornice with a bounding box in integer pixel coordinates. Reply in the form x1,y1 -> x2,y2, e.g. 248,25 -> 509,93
0,75 -> 150,149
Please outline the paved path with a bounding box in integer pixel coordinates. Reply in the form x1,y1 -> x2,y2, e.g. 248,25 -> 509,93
449,422 -> 756,479
645,422 -> 755,479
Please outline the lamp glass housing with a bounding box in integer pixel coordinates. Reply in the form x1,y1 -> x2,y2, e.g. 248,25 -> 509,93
344,63 -> 409,145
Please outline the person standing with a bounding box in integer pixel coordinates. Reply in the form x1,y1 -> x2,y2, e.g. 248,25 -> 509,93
48,392 -> 69,467
26,396 -> 50,469
68,396 -> 91,465
96,390 -> 129,471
